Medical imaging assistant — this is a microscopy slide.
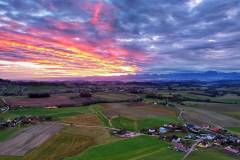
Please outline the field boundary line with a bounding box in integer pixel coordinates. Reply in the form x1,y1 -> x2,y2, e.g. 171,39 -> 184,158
59,122 -> 118,130
90,106 -> 112,127
129,146 -> 164,160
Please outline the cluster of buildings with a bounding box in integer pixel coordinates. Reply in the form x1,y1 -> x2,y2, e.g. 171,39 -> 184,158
111,129 -> 142,138
146,124 -> 240,155
111,123 -> 240,156
0,116 -> 52,129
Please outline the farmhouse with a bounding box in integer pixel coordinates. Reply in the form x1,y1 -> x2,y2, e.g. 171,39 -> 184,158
224,146 -> 240,154
0,116 -> 53,130
111,129 -> 141,138
173,142 -> 190,153
159,127 -> 168,134
197,141 -> 212,148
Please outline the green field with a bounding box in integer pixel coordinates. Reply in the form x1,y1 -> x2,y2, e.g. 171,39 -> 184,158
65,136 -> 178,160
0,127 -> 23,142
135,147 -> 183,160
212,94 -> 240,104
227,127 -> 240,136
112,116 -> 137,131
65,135 -> 240,160
111,116 -> 180,131
186,148 -> 239,160
0,107 -> 91,120
0,156 -> 22,160
90,105 -> 111,127
138,116 -> 180,130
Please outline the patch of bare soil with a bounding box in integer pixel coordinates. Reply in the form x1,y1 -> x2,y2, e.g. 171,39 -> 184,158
101,102 -> 177,120
5,94 -> 94,107
182,107 -> 240,127
0,123 -> 63,156
61,114 -> 102,126
184,101 -> 240,112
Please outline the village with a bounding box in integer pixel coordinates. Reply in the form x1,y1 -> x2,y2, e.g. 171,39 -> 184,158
0,115 -> 52,129
111,123 -> 240,156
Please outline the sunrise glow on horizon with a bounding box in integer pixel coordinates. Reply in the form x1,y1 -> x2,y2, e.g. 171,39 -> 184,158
0,0 -> 144,80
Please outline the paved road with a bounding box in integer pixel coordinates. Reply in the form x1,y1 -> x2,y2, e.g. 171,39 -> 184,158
0,97 -> 9,113
181,140 -> 202,160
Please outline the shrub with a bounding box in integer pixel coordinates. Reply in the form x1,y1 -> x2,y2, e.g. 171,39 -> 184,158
28,93 -> 50,98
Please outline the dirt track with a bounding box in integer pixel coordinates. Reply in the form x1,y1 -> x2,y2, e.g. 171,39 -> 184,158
0,123 -> 63,156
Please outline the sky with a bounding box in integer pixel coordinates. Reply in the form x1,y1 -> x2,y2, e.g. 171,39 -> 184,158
0,0 -> 240,80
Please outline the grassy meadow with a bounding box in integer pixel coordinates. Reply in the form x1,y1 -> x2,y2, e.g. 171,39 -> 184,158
65,136 -> 177,160
0,127 -> 23,142
111,115 -> 181,131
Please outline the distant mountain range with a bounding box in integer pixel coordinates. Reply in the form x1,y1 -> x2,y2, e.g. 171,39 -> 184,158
1,71 -> 240,82
79,71 -> 240,82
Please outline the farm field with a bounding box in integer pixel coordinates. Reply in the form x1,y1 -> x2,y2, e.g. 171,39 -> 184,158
186,148 -> 239,160
90,105 -> 111,127
93,92 -> 140,102
181,107 -> 240,127
137,116 -> 180,129
60,114 -> 102,126
0,156 -> 22,160
91,103 -> 180,131
0,125 -> 118,160
183,101 -> 240,121
111,115 -> 180,131
101,102 -> 177,120
5,93 -> 87,107
224,112 -> 240,120
184,101 -> 240,113
0,106 -> 91,120
23,127 -> 94,160
136,148 -> 238,160
212,94 -> 240,104
65,136 -> 178,160
0,123 -> 63,156
4,92 -> 140,108
227,127 -> 240,136
23,85 -> 69,94
0,127 -> 24,142
180,92 -> 240,104
65,136 -> 238,160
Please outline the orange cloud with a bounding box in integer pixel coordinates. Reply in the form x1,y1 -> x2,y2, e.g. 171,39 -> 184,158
0,30 -> 140,79
0,1 -> 148,80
